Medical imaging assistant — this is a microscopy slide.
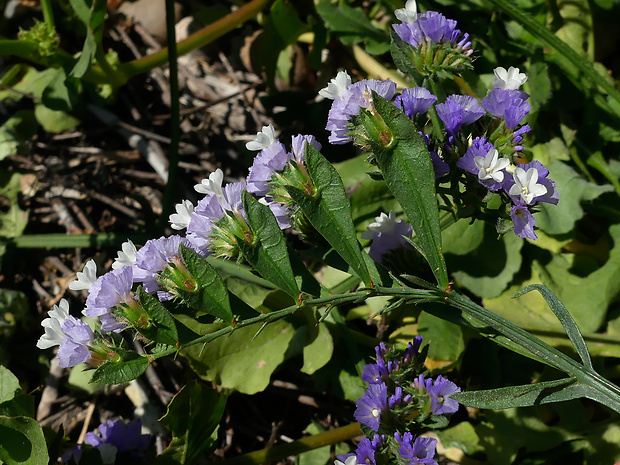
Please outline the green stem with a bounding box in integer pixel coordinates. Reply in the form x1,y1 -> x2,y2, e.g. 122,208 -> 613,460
94,47 -> 123,87
40,0 -> 55,28
488,0 -> 620,112
0,40 -> 40,60
158,0 -> 181,231
114,0 -> 273,84
215,422 -> 362,465
5,232 -> 152,248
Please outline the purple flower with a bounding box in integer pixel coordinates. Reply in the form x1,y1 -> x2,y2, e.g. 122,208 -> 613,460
361,211 -> 413,263
291,134 -> 322,163
260,198 -> 292,229
511,205 -> 537,240
246,141 -> 290,196
57,315 -> 94,368
326,79 -> 397,144
428,375 -> 461,414
85,418 -> 151,453
354,383 -> 388,431
133,235 -> 205,299
393,11 -> 471,56
394,432 -> 438,465
355,437 -> 378,465
389,386 -> 405,409
403,336 -> 423,364
430,151 -> 450,178
361,362 -> 388,384
456,137 -> 507,191
436,95 -> 485,137
481,88 -> 530,129
395,88 -> 438,119
84,267 -> 134,318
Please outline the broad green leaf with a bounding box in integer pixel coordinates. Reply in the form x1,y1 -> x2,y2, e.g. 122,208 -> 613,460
436,421 -> 484,456
270,0 -> 308,46
34,104 -> 80,133
286,145 -> 371,285
0,366 -> 20,404
0,110 -> 37,161
452,378 -> 584,409
554,0 -> 593,61
535,160 -> 613,235
448,223 -> 523,299
177,246 -> 233,324
238,191 -> 300,301
301,321 -> 333,375
136,287 -> 179,347
297,421 -> 331,465
182,319 -> 297,394
158,381 -> 226,464
417,307 -> 464,363
315,2 -> 389,55
364,93 -> 448,289
91,350 -> 149,384
0,172 -> 29,238
68,364 -> 105,394
0,395 -> 34,418
442,218 -> 484,256
514,285 -> 592,368
0,416 -> 49,465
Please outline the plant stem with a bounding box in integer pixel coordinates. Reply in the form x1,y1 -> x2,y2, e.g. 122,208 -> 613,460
40,0 -> 55,28
115,0 -> 273,84
215,422 -> 362,465
158,0 -> 181,231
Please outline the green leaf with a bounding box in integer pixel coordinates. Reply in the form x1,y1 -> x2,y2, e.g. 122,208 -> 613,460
390,30 -> 424,83
315,2 -> 389,54
135,287 -> 179,346
238,191 -> 300,301
442,218 -> 484,256
0,366 -> 20,404
90,350 -> 150,384
0,416 -> 49,465
0,111 -> 37,161
34,104 -> 81,133
436,421 -> 484,456
69,0 -> 107,78
417,307 -> 464,363
514,284 -> 592,369
158,380 -> 226,465
364,93 -> 448,288
286,145 -> 371,285
452,378 -> 585,409
0,172 -> 29,239
177,246 -> 234,324
448,223 -> 523,299
68,364 -> 105,394
301,321 -> 333,375
182,319 -> 297,394
535,160 -> 613,235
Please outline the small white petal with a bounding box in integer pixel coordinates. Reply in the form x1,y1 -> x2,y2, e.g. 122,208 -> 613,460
194,168 -> 226,204
68,260 -> 97,291
169,199 -> 195,230
492,66 -> 527,90
245,124 -> 276,151
395,0 -> 418,23
112,240 -> 138,270
318,71 -> 352,100
36,299 -> 70,349
361,211 -> 398,239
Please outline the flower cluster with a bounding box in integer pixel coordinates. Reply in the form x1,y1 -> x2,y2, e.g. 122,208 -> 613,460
337,338 -> 461,465
61,418 -> 152,464
320,1 -> 558,241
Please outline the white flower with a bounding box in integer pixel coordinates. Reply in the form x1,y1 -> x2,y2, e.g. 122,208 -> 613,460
474,148 -> 510,182
169,199 -> 194,230
112,240 -> 138,270
492,66 -> 527,90
68,259 -> 97,291
194,169 -> 226,204
361,211 -> 399,239
245,124 -> 276,151
334,457 -> 358,465
318,70 -> 352,100
36,299 -> 70,349
509,167 -> 547,204
395,0 -> 418,23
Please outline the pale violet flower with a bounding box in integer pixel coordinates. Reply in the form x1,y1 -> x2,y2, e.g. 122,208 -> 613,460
395,0 -> 417,23
361,211 -> 400,239
194,168 -> 225,204
245,124 -> 277,151
509,167 -> 547,204
492,66 -> 527,90
112,240 -> 138,270
335,456 -> 358,465
318,70 -> 352,100
169,199 -> 194,230
36,299 -> 70,349
68,259 -> 97,291
474,148 -> 509,182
